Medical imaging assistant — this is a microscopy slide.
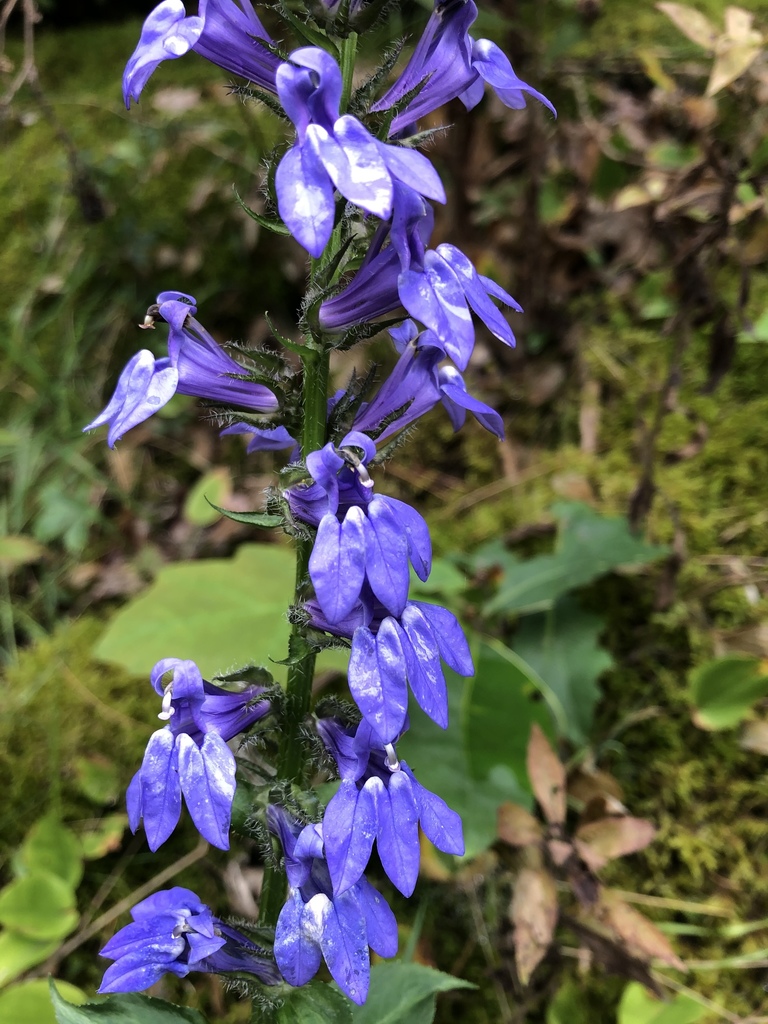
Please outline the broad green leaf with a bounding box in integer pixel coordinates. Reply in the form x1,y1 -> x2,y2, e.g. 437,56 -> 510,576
513,597 -> 613,744
93,544 -> 348,682
0,873 -> 78,942
617,982 -> 706,1024
276,982 -> 352,1024
546,980 -> 593,1024
16,815 -> 83,889
183,468 -> 231,527
73,757 -> 120,806
689,655 -> 768,730
50,984 -> 210,1024
0,979 -> 86,1024
0,535 -> 46,572
399,660 -> 530,859
485,502 -> 668,616
348,963 -> 474,1024
0,931 -> 59,988
410,558 -> 467,598
464,640 -> 555,788
78,815 -> 128,860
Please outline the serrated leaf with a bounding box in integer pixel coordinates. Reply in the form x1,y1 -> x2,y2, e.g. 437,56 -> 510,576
16,815 -> 83,889
206,503 -> 283,528
527,724 -> 566,826
50,984 -> 210,1024
0,932 -> 60,988
233,186 -> 290,235
183,468 -> 232,527
0,873 -> 77,942
276,982 -> 352,1024
485,503 -> 668,616
574,817 -> 656,870
348,963 -> 474,1024
0,535 -> 46,571
464,641 -> 556,791
0,979 -> 86,1024
399,661 -> 530,859
93,544 -> 348,682
513,597 -> 613,744
689,654 -> 768,730
656,3 -> 718,49
497,804 -> 544,847
510,868 -> 558,984
618,981 -> 706,1024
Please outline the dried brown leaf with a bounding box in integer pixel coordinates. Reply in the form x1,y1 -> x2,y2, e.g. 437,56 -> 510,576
596,891 -> 686,970
498,803 -> 544,847
656,3 -> 718,50
740,719 -> 768,755
548,839 -> 574,867
707,41 -> 762,96
574,817 -> 657,870
510,868 -> 559,985
527,724 -> 566,826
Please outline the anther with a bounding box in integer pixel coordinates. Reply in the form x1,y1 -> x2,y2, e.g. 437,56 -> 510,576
158,682 -> 175,721
384,743 -> 400,772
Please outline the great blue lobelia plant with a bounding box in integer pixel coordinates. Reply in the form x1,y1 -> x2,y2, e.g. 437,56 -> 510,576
83,0 -> 555,1011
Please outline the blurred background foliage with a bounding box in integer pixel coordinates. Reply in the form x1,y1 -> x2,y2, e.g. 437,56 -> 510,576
3,0 -> 768,1022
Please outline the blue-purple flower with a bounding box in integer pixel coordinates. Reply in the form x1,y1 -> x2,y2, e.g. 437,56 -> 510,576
352,320 -> 504,440
300,434 -> 431,623
127,658 -> 270,851
269,807 -> 397,1004
319,184 -> 520,370
123,0 -> 280,107
318,718 -> 463,896
98,886 -> 280,992
371,0 -> 555,135
83,291 -> 278,448
275,47 -> 446,256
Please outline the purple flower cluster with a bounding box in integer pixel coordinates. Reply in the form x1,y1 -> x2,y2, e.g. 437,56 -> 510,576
93,0 -> 553,1006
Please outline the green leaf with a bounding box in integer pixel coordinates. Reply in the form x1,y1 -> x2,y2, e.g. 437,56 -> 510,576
464,640 -> 555,788
232,186 -> 290,235
0,873 -> 78,942
485,502 -> 668,616
206,503 -> 283,528
73,757 -> 120,806
78,815 -> 128,860
0,535 -> 46,572
689,655 -> 768,730
617,982 -> 706,1024
513,597 -> 613,744
183,469 -> 232,527
0,932 -> 60,988
275,982 -> 352,1024
398,660 -> 529,859
348,963 -> 474,1024
50,985 -> 210,1024
16,815 -> 83,889
93,544 -> 348,682
409,558 -> 467,599
0,980 -> 86,1024
546,980 -> 593,1024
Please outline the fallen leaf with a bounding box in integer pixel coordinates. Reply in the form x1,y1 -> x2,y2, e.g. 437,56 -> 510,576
498,803 -> 544,847
707,40 -> 762,96
548,839 -> 574,867
574,817 -> 657,870
740,720 -> 768,755
527,724 -> 567,826
595,891 -> 686,970
657,3 -> 718,50
510,868 -> 558,984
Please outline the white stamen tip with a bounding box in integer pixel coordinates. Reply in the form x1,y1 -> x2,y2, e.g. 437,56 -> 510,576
384,743 -> 400,772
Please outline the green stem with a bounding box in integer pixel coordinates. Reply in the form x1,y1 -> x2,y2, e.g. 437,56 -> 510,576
260,344 -> 330,929
339,31 -> 358,113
